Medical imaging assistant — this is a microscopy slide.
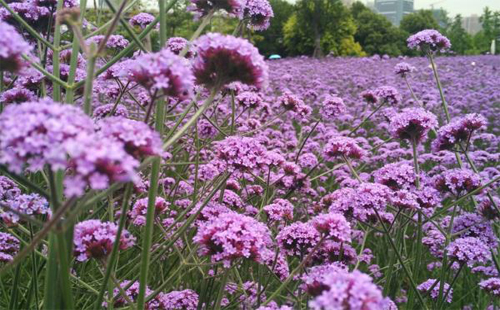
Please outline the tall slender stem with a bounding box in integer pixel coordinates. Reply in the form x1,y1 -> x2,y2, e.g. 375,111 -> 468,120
83,55 -> 97,115
428,53 -> 450,123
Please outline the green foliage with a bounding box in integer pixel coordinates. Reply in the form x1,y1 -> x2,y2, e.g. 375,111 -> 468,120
254,0 -> 294,57
350,1 -> 408,56
400,10 -> 440,35
283,0 -> 363,57
474,7 -> 500,54
446,15 -> 474,55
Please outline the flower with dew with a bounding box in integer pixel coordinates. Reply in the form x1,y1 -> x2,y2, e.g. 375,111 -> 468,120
0,232 -> 20,263
407,29 -> 451,53
74,219 -> 135,262
194,211 -> 272,267
0,21 -> 32,73
192,33 -> 268,89
389,107 -> 438,143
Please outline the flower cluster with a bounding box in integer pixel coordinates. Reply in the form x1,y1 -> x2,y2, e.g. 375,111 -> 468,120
320,95 -> 346,118
129,197 -> 170,226
73,219 -> 136,262
277,221 -> 320,257
417,279 -> 452,303
407,29 -> 451,52
0,21 -> 31,73
158,289 -> 199,309
129,12 -> 155,29
389,107 -> 437,143
1,193 -> 50,225
432,113 -> 487,151
394,62 -> 416,76
263,198 -> 294,222
243,0 -> 274,31
323,136 -> 365,161
446,237 -> 490,267
433,169 -> 482,197
311,213 -> 351,242
375,86 -> 401,105
0,232 -> 20,263
165,37 -> 192,57
479,278 -> 500,297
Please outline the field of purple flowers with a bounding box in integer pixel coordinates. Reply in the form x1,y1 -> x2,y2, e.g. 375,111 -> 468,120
0,0 -> 500,309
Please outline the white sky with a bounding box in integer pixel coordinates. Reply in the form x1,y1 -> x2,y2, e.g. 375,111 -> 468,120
381,0 -> 500,17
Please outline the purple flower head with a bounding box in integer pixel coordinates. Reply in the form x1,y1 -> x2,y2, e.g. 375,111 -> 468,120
311,213 -> 351,242
128,197 -> 169,226
244,0 -> 274,31
263,198 -> 294,222
354,183 -> 392,221
375,86 -> 401,105
0,2 -> 51,31
407,29 -> 451,52
1,193 -> 50,226
432,113 -> 487,152
93,104 -> 129,119
0,21 -> 31,73
360,89 -> 378,104
374,162 -> 416,190
97,117 -> 163,159
389,107 -> 437,143
189,0 -> 245,18
74,219 -> 135,262
323,136 -> 365,161
276,221 -> 320,257
390,189 -> 420,210
0,232 -> 20,263
417,279 -> 452,303
125,49 -> 194,100
86,35 -> 129,51
194,211 -> 272,267
0,87 -> 36,105
0,176 -> 21,201
478,196 -> 500,220
479,278 -> 500,297
394,62 -> 415,76
321,95 -> 346,118
129,12 -> 155,29
193,33 -> 268,89
308,268 -> 389,310
236,91 -> 263,109
64,134 -> 140,197
433,169 -> 482,197
104,280 -> 161,309
302,263 -> 347,297
213,136 -> 269,172
446,237 -> 490,267
0,99 -> 95,173
278,91 -> 304,111
165,37 -> 193,57
158,289 -> 199,310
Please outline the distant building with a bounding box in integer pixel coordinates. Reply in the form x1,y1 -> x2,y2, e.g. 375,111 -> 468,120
374,0 -> 414,26
462,14 -> 481,35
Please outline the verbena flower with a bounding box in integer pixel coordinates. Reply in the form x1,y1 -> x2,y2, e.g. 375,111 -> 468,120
311,213 -> 351,242
125,49 -> 194,99
263,198 -> 294,222
194,211 -> 272,267
479,278 -> 500,297
93,104 -> 129,119
375,86 -> 401,105
86,35 -> 129,51
0,21 -> 31,73
128,197 -> 169,226
97,116 -> 163,159
374,162 -> 416,190
104,280 -> 162,309
74,219 -> 135,262
354,183 -> 392,222
1,193 -> 50,225
407,29 -> 451,52
276,221 -> 320,257
0,232 -> 20,263
0,99 -> 94,173
360,89 -> 378,104
158,289 -> 199,310
189,0 -> 245,18
165,37 -> 192,57
446,237 -> 490,267
213,136 -> 269,172
417,279 -> 452,303
433,169 -> 482,197
432,113 -> 487,152
0,87 -> 36,105
323,136 -> 365,161
0,176 -> 21,201
243,0 -> 273,31
129,12 -> 155,29
321,95 -> 346,118
193,33 -> 268,89
389,107 -> 437,143
236,91 -> 263,109
394,62 -> 416,77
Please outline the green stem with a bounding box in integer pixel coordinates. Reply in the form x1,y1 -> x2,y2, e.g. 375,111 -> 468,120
83,55 -> 97,115
428,53 -> 451,123
343,155 -> 362,183
51,0 -> 65,101
214,270 -> 230,310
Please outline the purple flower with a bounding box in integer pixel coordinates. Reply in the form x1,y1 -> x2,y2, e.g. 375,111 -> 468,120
389,107 -> 437,143
128,197 -> 169,226
311,213 -> 351,242
0,99 -> 95,173
302,263 -> 347,297
129,12 -> 155,29
104,280 -> 161,309
433,169 -> 482,197
0,176 -> 21,201
0,21 -> 31,73
236,91 -> 263,109
0,232 -> 20,263
244,0 -> 274,31
165,37 -> 192,57
360,89 -> 378,104
374,162 -> 416,190
390,189 -> 420,210
213,136 -> 269,172
0,87 -> 36,105
354,183 -> 392,221
432,113 -> 487,152
479,278 -> 500,297
63,134 -> 140,197
97,116 -> 163,159
320,95 -> 346,118
308,268 -> 390,310
93,104 -> 129,119
375,86 -> 401,105
446,237 -> 490,267
417,279 -> 452,303
193,33 -> 268,89
125,49 -> 194,100
407,29 -> 451,52
394,62 -> 416,76
276,221 -> 320,257
1,193 -> 50,226
74,219 -> 135,262
189,0 -> 245,18
158,289 -> 199,310
263,198 -> 294,222
323,136 -> 365,161
194,211 -> 272,267
86,35 -> 129,51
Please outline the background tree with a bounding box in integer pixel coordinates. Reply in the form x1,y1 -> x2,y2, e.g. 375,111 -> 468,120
446,15 -> 473,55
400,10 -> 440,35
254,0 -> 294,57
283,0 -> 363,57
474,7 -> 500,54
351,1 -> 408,56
